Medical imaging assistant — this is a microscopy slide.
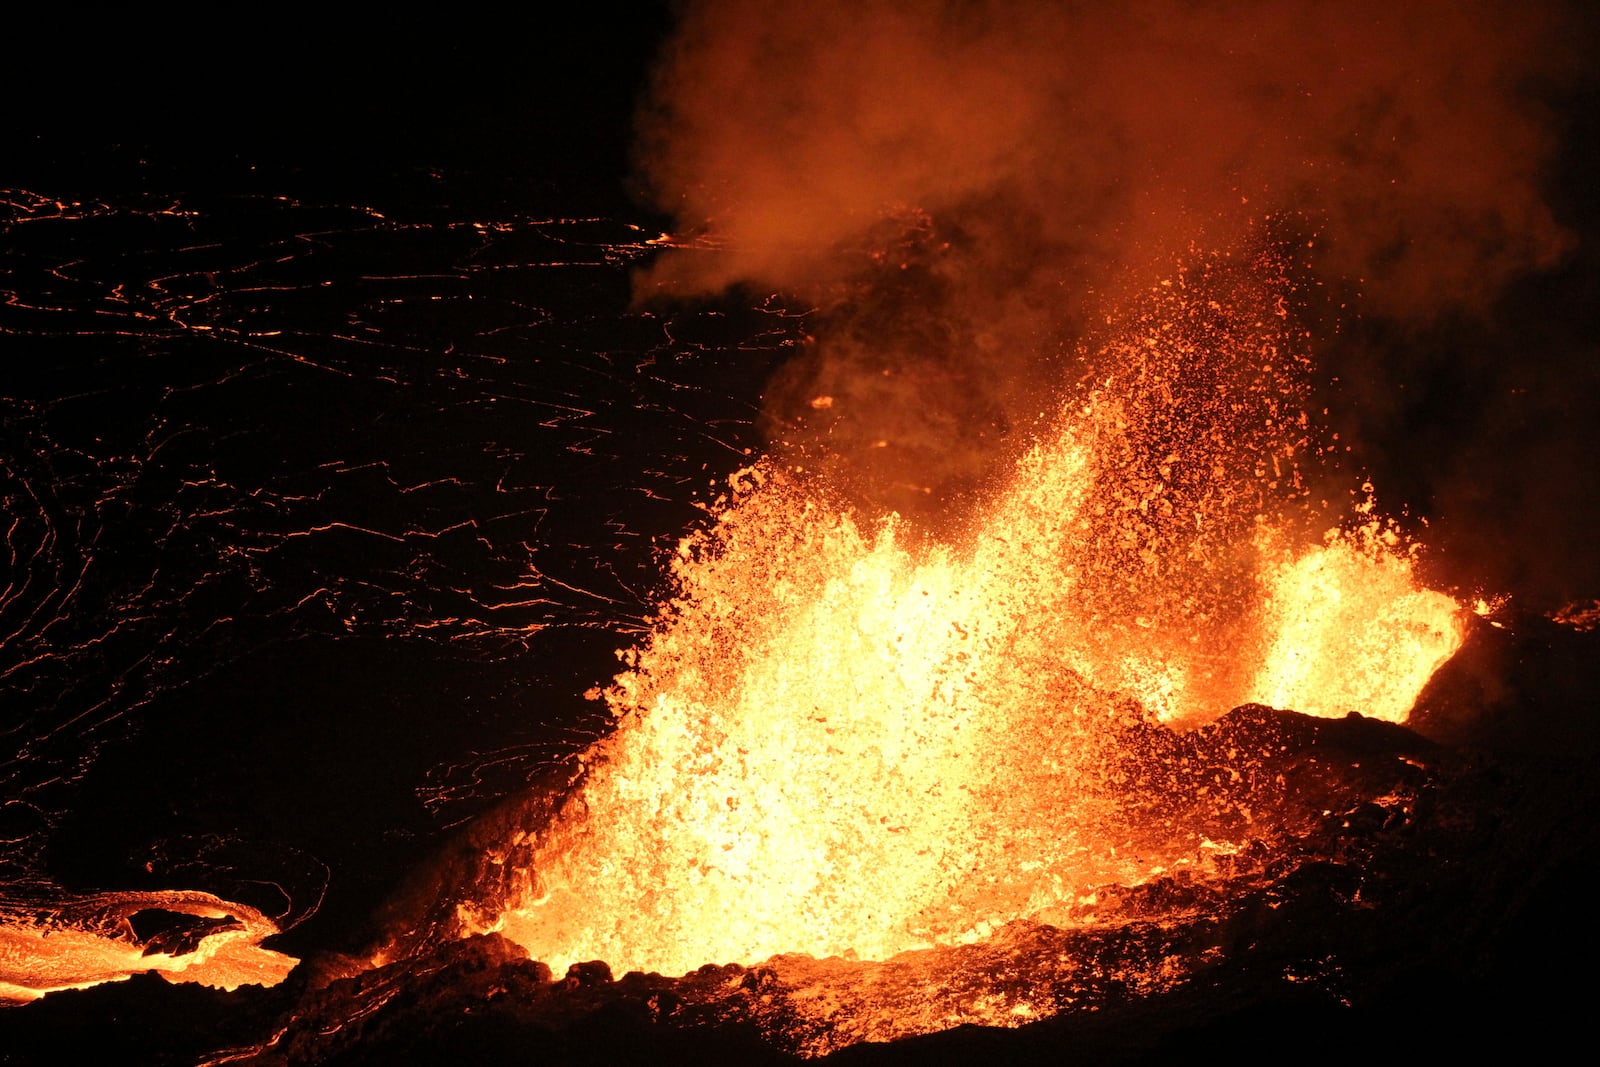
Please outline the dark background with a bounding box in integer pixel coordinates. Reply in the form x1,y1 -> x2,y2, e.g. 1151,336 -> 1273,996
0,5 -> 800,958
3,9 -> 668,208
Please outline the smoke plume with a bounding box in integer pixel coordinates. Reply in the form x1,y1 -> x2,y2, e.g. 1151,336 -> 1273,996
631,0 -> 1593,599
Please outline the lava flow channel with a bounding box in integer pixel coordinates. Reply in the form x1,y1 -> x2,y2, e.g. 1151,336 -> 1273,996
462,247 -> 1468,988
0,890 -> 295,1004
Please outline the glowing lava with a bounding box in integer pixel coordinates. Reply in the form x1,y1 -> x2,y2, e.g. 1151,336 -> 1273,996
474,247 -> 1466,982
0,890 -> 295,1004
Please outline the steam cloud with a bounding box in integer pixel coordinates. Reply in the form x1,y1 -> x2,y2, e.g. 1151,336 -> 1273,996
632,0 -> 1594,601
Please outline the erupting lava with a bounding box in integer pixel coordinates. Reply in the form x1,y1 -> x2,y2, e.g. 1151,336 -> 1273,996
466,246 -> 1467,983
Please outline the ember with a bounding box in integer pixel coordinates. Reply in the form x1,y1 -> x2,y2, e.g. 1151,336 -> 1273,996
465,244 -> 1466,1020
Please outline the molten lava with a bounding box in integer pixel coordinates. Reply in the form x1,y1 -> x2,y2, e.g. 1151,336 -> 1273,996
0,890 -> 295,1004
463,247 -> 1467,994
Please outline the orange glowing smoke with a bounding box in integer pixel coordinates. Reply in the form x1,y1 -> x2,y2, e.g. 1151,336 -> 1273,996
473,248 -> 1465,980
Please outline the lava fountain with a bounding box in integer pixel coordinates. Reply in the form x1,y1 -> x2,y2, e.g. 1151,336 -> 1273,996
456,243 -> 1466,997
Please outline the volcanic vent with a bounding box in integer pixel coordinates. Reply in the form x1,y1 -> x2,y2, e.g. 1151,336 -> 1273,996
282,236 -> 1478,1060
463,242 -> 1465,978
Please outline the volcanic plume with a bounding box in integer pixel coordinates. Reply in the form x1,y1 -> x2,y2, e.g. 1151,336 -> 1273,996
633,0 -> 1590,592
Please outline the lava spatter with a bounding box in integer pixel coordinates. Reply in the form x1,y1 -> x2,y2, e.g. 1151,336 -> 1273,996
473,245 -> 1467,1002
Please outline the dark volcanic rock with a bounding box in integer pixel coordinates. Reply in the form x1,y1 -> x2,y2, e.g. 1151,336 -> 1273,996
3,697 -> 1587,1062
4,695 -> 1597,1065
188,701 -> 1590,1064
1411,614 -> 1600,755
0,971 -> 290,1067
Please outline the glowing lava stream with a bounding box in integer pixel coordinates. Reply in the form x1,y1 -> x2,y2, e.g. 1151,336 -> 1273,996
473,253 -> 1468,979
0,890 -> 296,1004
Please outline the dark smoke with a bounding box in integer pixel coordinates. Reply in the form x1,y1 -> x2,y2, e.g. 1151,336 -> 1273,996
629,0 -> 1597,604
